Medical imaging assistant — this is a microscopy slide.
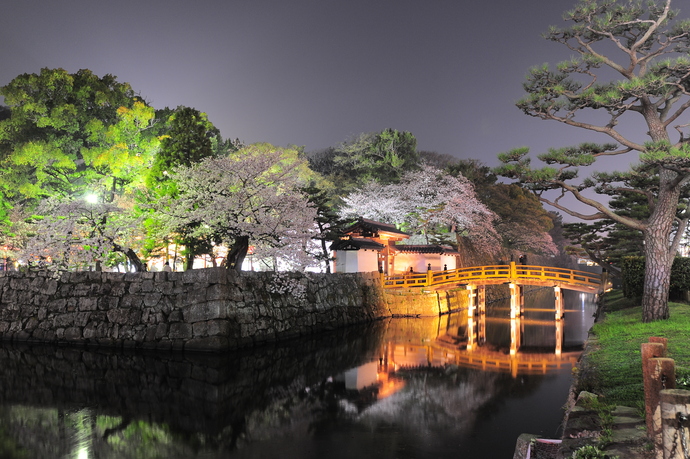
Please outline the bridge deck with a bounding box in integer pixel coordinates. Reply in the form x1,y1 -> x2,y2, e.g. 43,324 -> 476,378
383,262 -> 601,293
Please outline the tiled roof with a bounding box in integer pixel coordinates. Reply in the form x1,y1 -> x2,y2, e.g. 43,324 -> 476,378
391,245 -> 460,255
342,217 -> 410,238
331,237 -> 385,251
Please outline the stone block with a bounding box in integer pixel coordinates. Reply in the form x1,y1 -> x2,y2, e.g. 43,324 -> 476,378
128,281 -> 142,294
78,297 -> 98,311
132,328 -> 147,343
207,319 -> 231,337
64,327 -> 82,340
141,279 -> 155,293
155,323 -> 168,340
169,309 -> 183,322
14,330 -> 31,341
119,295 -> 143,309
192,321 -> 209,337
205,268 -> 228,285
83,324 -> 97,339
206,283 -> 227,301
106,309 -> 131,325
102,272 -> 127,282
183,301 -> 225,323
75,312 -> 90,327
54,313 -> 75,328
185,335 -> 229,351
180,270 -> 205,284
143,292 -> 162,307
156,281 -> 175,295
169,323 -> 193,339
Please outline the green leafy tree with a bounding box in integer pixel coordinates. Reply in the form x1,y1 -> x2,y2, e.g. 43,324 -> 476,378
331,128 -> 420,186
445,160 -> 558,257
563,189 -> 651,277
143,106 -> 222,270
148,106 -> 217,185
301,184 -> 353,273
0,68 -> 157,203
486,184 -> 558,256
495,0 -> 690,321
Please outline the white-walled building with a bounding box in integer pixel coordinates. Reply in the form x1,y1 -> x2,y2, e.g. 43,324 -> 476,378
331,218 -> 460,274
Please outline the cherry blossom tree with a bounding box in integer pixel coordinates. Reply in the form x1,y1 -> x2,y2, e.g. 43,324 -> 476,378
20,195 -> 144,271
340,166 -> 500,254
497,222 -> 559,257
154,144 -> 318,271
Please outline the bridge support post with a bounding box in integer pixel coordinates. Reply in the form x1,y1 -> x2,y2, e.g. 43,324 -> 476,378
467,316 -> 475,351
554,286 -> 564,320
509,283 -> 521,318
466,285 -> 476,318
478,313 -> 486,345
510,317 -> 521,356
477,285 -> 486,315
555,319 -> 563,356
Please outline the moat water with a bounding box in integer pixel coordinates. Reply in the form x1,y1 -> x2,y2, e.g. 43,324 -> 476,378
0,288 -> 597,458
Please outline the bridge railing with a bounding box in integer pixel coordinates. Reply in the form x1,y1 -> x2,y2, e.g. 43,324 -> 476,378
382,262 -> 602,291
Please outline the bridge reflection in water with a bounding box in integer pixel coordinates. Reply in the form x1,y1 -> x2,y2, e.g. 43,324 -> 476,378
376,288 -> 594,389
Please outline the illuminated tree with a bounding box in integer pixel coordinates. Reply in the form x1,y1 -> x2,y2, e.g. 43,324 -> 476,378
488,185 -> 558,256
144,106 -> 227,269
301,184 -> 353,273
340,166 -> 500,254
20,195 -> 144,271
153,144 -> 318,271
147,106 -> 219,185
311,129 -> 420,189
495,0 -> 690,321
0,68 -> 158,202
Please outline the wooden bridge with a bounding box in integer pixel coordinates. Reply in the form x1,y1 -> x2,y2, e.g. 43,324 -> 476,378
382,262 -> 603,294
382,262 -> 603,320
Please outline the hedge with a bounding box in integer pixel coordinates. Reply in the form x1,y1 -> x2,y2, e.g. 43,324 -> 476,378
621,256 -> 690,299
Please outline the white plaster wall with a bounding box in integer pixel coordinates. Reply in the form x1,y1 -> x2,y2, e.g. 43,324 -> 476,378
440,255 -> 457,270
358,250 -> 379,273
334,250 -> 379,273
334,251 -> 357,273
393,253 -> 438,273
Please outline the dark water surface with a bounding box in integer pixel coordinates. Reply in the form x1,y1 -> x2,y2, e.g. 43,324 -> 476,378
0,289 -> 597,458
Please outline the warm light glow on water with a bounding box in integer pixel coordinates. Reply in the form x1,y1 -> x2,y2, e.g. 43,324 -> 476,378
0,289 -> 597,458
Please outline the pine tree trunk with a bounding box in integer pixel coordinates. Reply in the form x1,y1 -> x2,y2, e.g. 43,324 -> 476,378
642,225 -> 672,322
640,168 -> 679,322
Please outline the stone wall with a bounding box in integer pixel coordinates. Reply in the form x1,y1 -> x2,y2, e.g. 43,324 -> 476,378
383,287 -> 470,316
0,268 -> 391,352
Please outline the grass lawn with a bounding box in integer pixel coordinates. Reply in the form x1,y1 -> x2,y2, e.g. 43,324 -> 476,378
577,290 -> 690,412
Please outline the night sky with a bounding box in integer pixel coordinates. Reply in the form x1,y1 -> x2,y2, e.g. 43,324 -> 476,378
1,0 -> 611,168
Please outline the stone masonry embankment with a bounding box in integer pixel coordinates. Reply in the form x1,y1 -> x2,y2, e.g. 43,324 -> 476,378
0,268 -> 391,351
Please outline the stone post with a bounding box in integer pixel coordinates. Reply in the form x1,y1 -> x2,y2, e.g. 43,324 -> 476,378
643,338 -> 675,454
660,389 -> 690,459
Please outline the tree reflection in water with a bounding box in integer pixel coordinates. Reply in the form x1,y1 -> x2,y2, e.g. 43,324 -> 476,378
0,289 -> 597,458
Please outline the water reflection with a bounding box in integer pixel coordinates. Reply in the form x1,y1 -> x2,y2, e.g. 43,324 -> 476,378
0,288 -> 597,458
